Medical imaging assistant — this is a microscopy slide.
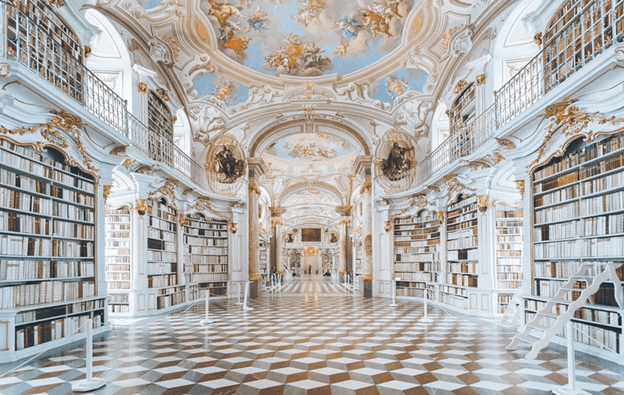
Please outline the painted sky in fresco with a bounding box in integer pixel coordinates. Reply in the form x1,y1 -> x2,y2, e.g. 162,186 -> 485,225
201,0 -> 416,77
265,133 -> 355,162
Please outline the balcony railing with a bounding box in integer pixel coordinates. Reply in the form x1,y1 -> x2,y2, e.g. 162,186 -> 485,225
379,0 -> 623,193
0,0 -> 243,196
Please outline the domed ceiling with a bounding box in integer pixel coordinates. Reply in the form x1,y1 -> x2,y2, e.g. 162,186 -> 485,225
196,0 -> 417,78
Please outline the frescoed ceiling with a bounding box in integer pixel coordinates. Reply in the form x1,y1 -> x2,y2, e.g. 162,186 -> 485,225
265,133 -> 355,162
199,0 -> 416,78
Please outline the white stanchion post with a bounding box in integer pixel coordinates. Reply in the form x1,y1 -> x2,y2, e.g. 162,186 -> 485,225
236,282 -> 242,305
390,277 -> 399,307
243,281 -> 254,311
553,322 -> 589,395
421,287 -> 433,323
71,319 -> 106,392
200,291 -> 213,325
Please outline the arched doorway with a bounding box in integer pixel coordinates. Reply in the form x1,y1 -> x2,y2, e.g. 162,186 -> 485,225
303,246 -> 320,275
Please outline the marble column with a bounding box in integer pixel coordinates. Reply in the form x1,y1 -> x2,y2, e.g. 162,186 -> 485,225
248,184 -> 261,284
269,207 -> 286,274
336,205 -> 352,281
361,182 -> 373,282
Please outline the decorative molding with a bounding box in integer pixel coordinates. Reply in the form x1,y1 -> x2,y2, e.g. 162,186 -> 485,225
138,82 -> 147,94
110,145 -> 128,156
230,222 -> 238,234
360,181 -> 372,195
186,197 -> 228,220
383,221 -> 391,232
361,274 -> 373,280
477,195 -> 489,214
455,80 -> 467,94
135,199 -> 147,216
43,0 -> 64,8
156,88 -> 169,101
178,213 -> 187,225
84,46 -> 92,59
182,188 -> 194,195
103,185 -> 112,202
491,151 -> 505,164
0,63 -> 10,77
338,218 -> 352,226
249,273 -> 262,280
336,205 -> 352,215
148,179 -> 179,206
495,138 -> 516,150
515,180 -> 525,199
445,177 -> 476,206
269,206 -> 287,215
135,165 -> 153,174
534,32 -> 542,46
476,74 -> 486,86
249,183 -> 262,197
616,47 -> 624,62
442,24 -> 465,51
271,219 -> 283,227
427,185 -> 440,193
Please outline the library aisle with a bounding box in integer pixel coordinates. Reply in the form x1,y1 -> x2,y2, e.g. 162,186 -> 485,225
0,279 -> 622,395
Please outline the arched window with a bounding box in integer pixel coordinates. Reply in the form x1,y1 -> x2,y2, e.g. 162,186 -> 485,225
543,0 -> 624,90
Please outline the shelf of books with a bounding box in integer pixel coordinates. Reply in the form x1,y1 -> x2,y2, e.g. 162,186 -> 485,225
105,205 -> 131,314
146,198 -> 183,310
0,140 -> 106,360
530,134 -> 624,357
183,213 -> 228,298
495,204 -> 523,314
393,210 -> 441,299
259,239 -> 267,276
443,195 -> 478,309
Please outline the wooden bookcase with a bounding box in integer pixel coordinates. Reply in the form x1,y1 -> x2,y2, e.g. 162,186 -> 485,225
104,205 -> 131,314
183,213 -> 228,297
259,239 -> 268,276
146,198 -> 183,310
0,140 -> 105,359
529,134 -> 624,356
495,203 -> 523,314
443,195 -> 478,309
393,210 -> 441,299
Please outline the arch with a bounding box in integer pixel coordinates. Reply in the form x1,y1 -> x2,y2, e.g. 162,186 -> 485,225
248,119 -> 371,159
277,182 -> 345,208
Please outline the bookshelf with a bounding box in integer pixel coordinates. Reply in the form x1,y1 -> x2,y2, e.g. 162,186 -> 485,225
146,198 -> 183,310
104,205 -> 131,314
530,133 -> 624,356
495,204 -> 523,314
393,210 -> 441,299
443,195 -> 478,308
0,140 -> 105,359
259,239 -> 268,276
183,213 -> 228,297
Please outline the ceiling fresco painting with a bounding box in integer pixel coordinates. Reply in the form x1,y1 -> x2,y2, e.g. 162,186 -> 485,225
200,0 -> 416,77
371,67 -> 428,103
264,133 -> 355,162
192,72 -> 250,104
283,189 -> 340,207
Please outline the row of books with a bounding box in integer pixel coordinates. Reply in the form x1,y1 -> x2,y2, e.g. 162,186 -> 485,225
184,220 -> 227,230
448,197 -> 477,211
496,263 -> 523,272
534,201 -> 578,224
105,263 -> 130,272
534,184 -> 577,207
440,292 -> 468,308
185,263 -> 228,273
496,234 -> 523,243
395,287 -> 427,298
0,172 -> 94,206
147,227 -> 176,241
440,284 -> 468,296
534,220 -> 579,241
448,249 -> 478,261
447,219 -> 478,232
1,280 -> 95,308
185,254 -> 228,264
109,294 -> 129,303
0,145 -> 95,193
497,280 -> 522,289
394,272 -> 434,282
395,253 -> 440,263
106,272 -> 130,281
447,273 -> 478,287
147,262 -> 177,275
1,188 -> 52,215
393,214 -> 439,225
106,215 -> 130,223
184,235 -> 227,246
449,261 -> 478,274
394,262 -> 441,272
156,292 -> 185,309
0,235 -> 93,257
147,238 -> 176,252
148,274 -> 178,288
393,235 -> 440,243
0,260 -> 94,281
496,210 -> 523,219
186,273 -> 229,283
183,227 -> 228,237
395,245 -> 438,254
534,171 -> 578,194
15,311 -> 103,350
15,298 -> 105,324
147,250 -> 176,262
106,231 -> 129,239
448,236 -> 478,250
394,222 -> 440,231
582,190 -> 624,215
582,213 -> 624,236
106,240 -> 129,249
497,242 -> 523,250
149,210 -> 177,224
105,255 -> 130,263
447,227 -> 478,240
0,211 -> 50,235
496,227 -> 522,234
497,272 -> 523,280
52,221 -> 94,239
447,212 -> 478,225
581,167 -> 624,195
186,246 -> 228,255
108,281 -> 130,289
148,217 -> 177,232
109,305 -> 130,313
52,201 -> 94,222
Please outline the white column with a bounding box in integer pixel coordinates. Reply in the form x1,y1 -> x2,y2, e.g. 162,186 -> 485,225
248,184 -> 261,281
361,182 -> 373,280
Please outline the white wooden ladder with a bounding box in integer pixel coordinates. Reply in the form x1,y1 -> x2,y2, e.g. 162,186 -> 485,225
507,262 -> 623,359
500,287 -> 524,327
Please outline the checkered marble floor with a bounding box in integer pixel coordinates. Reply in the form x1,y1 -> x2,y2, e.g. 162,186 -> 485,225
1,276 -> 623,395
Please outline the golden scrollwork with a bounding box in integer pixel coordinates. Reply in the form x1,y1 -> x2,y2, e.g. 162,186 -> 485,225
110,145 -> 128,156
455,80 -> 467,94
476,74 -> 486,86
477,195 -> 489,213
495,138 -> 516,150
515,180 -> 525,199
160,36 -> 180,62
383,221 -> 391,232
411,16 -> 423,33
360,181 -> 372,195
445,177 -> 476,206
186,197 -> 227,220
271,219 -> 283,227
442,24 -> 464,50
84,46 -> 92,58
179,213 -> 187,225
534,32 -> 543,46
43,0 -> 64,8
336,205 -> 352,215
156,88 -> 169,101
121,159 -> 135,169
230,222 -> 238,234
103,185 -> 113,202
135,165 -> 153,174
0,63 -> 11,77
138,82 -> 147,94
148,179 -> 178,206
135,199 -> 147,216
427,185 -> 440,193
182,188 -> 194,195
437,211 -> 445,220
249,183 -> 261,197
491,151 -> 505,164
269,206 -> 287,215
339,218 -> 352,226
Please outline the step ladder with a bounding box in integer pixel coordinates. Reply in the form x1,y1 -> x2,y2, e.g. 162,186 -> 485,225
507,262 -> 623,359
500,287 -> 524,327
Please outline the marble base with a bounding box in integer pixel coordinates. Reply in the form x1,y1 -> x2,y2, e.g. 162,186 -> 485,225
363,280 -> 373,298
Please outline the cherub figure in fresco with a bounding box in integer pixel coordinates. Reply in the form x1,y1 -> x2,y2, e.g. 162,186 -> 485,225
207,0 -> 242,27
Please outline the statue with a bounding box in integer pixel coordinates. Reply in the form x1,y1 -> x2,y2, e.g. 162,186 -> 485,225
382,142 -> 413,180
215,145 -> 245,182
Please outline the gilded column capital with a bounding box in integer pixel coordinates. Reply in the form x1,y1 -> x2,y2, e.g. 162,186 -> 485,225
271,219 -> 283,227
156,88 -> 169,101
249,273 -> 262,281
383,221 -> 392,232
103,184 -> 112,203
230,222 -> 238,234
361,274 -> 373,280
360,181 -> 372,195
477,194 -> 489,214
269,206 -> 287,215
338,218 -> 352,226
249,183 -> 261,197
336,205 -> 352,215
138,82 -> 147,94
135,199 -> 148,216
515,180 -> 525,199
476,74 -> 486,86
